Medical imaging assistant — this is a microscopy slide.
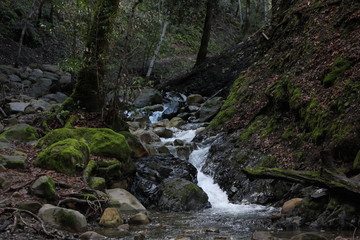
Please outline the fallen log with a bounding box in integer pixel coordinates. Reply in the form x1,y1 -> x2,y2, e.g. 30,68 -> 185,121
243,167 -> 360,197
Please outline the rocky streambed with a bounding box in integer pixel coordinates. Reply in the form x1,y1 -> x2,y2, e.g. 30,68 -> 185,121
0,68 -> 358,239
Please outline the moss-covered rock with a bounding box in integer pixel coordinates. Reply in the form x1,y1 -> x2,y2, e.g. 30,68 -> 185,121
0,154 -> 27,169
35,138 -> 90,174
0,124 -> 38,142
158,178 -> 209,211
89,177 -> 106,191
119,131 -> 148,158
16,201 -> 42,213
30,175 -> 56,200
37,128 -> 131,162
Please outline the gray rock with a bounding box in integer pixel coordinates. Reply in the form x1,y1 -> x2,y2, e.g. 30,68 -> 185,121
198,97 -> 223,122
6,102 -> 31,113
9,74 -> 21,82
0,123 -> 38,142
106,188 -> 147,213
42,92 -> 68,103
252,231 -> 277,240
43,71 -> 59,81
133,129 -> 161,144
31,176 -> 56,200
41,64 -> 61,74
30,69 -> 43,79
188,105 -> 200,112
38,204 -> 87,232
169,117 -> 186,128
133,88 -> 162,108
0,154 -> 27,169
24,105 -> 36,114
59,73 -> 72,85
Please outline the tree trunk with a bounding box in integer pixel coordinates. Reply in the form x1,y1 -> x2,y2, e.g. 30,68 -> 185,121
243,0 -> 250,33
195,0 -> 217,66
146,21 -> 169,78
238,0 -> 244,25
14,0 -> 36,68
70,0 -> 120,112
264,0 -> 271,23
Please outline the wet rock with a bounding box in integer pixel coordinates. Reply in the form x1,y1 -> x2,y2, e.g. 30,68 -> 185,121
106,188 -> 147,213
174,139 -> 185,146
157,145 -> 170,154
131,154 -> 198,208
16,201 -> 42,213
188,105 -> 200,112
158,178 -> 209,211
127,121 -> 142,132
79,231 -> 107,240
169,117 -> 186,128
128,213 -> 150,225
186,94 -> 204,105
38,204 -> 87,232
163,101 -> 180,119
0,123 -> 38,142
0,154 -> 27,169
133,88 -> 162,108
290,233 -> 328,240
99,208 -> 123,228
198,97 -> 223,122
153,127 -> 173,138
31,175 -> 56,200
152,119 -> 170,128
252,231 -> 277,240
175,144 -> 194,160
281,198 -> 303,214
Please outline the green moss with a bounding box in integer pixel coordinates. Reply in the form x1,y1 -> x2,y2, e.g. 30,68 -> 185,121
210,74 -> 251,128
259,156 -> 278,168
42,177 -> 56,200
35,138 -> 90,174
239,115 -> 265,140
289,87 -> 302,110
353,150 -> 360,170
54,209 -> 78,232
83,159 -> 97,182
282,127 -> 294,140
36,128 -> 77,148
265,77 -> 289,104
260,117 -> 276,137
0,124 -> 38,142
89,177 -> 106,191
64,115 -> 78,128
323,58 -> 352,87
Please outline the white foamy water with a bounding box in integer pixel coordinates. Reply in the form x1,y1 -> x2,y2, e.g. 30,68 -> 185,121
189,146 -> 271,214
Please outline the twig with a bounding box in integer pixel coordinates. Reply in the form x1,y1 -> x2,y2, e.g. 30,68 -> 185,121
262,32 -> 270,40
10,212 -> 18,233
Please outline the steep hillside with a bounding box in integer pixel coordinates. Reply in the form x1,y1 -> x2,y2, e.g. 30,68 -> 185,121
200,0 -> 360,229
211,0 -> 359,169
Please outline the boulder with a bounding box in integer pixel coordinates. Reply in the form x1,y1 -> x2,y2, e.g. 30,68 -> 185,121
153,127 -> 173,138
158,178 -> 209,211
162,101 -> 180,119
31,176 -> 56,200
106,188 -> 147,213
38,204 -> 87,232
289,233 -> 328,240
35,138 -> 90,174
131,154 -> 198,208
41,64 -> 61,74
169,117 -> 186,128
99,208 -> 123,228
59,73 -> 72,85
281,198 -> 303,214
133,129 -> 161,144
0,123 -> 38,142
128,213 -> 150,225
133,88 -> 162,107
186,94 -> 204,106
198,97 -> 223,122
119,131 -> 148,158
0,154 -> 27,169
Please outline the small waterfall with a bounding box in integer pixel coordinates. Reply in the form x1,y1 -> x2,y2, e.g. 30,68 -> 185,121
189,146 -> 269,214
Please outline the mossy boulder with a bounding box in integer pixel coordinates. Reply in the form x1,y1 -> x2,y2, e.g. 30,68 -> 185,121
89,177 -> 106,191
0,154 -> 27,169
35,138 -> 90,174
30,176 -> 56,200
37,128 -> 131,162
158,178 -> 209,211
119,131 -> 148,158
0,124 -> 38,142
